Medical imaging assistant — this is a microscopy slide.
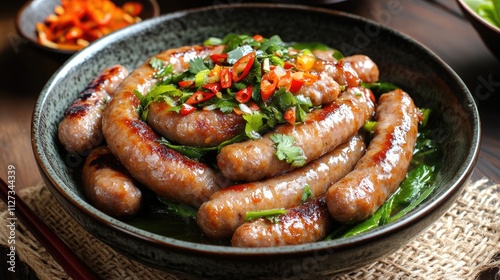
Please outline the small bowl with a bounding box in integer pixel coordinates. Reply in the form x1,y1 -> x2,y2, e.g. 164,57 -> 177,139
32,3 -> 481,279
456,0 -> 500,59
16,0 -> 160,55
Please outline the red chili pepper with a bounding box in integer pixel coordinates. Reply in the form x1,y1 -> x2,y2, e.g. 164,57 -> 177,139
260,70 -> 278,102
283,61 -> 295,69
232,52 -> 255,82
180,103 -> 196,115
220,67 -> 232,89
289,76 -> 305,93
284,107 -> 296,125
185,91 -> 215,105
210,53 -> 228,65
203,83 -> 221,94
178,80 -> 194,88
253,34 -> 264,42
277,71 -> 292,92
235,85 -> 253,103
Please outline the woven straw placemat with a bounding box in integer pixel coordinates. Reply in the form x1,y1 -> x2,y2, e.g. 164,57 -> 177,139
1,179 -> 499,280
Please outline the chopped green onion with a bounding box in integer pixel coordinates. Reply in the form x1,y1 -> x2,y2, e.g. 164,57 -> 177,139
245,208 -> 287,223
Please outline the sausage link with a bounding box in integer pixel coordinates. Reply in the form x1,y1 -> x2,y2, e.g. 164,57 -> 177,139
101,45 -> 229,208
198,135 -> 366,239
342,55 -> 380,83
82,146 -> 142,217
147,102 -> 245,147
217,87 -> 375,182
326,89 -> 420,224
58,65 -> 128,154
231,197 -> 332,247
311,55 -> 379,86
296,71 -> 341,106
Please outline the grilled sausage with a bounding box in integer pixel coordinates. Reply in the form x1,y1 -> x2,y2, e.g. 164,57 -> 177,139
342,55 -> 380,83
296,71 -> 341,106
326,89 -> 421,224
310,52 -> 380,84
198,135 -> 366,239
58,65 -> 128,155
82,146 -> 141,217
216,87 -> 375,182
101,45 -> 230,208
231,197 -> 332,247
147,102 -> 245,147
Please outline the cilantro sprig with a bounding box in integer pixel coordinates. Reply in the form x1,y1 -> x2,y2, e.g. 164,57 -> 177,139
271,134 -> 307,167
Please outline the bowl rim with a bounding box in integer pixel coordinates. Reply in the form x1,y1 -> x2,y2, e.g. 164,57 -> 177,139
456,0 -> 500,33
15,0 -> 161,55
32,2 -> 481,256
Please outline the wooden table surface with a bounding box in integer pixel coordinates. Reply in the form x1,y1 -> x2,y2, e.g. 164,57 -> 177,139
0,0 -> 499,278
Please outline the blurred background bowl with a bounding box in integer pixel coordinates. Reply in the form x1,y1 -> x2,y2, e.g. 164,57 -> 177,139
456,0 -> 500,60
16,0 -> 160,55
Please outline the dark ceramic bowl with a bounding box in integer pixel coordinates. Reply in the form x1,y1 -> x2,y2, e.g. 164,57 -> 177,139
16,0 -> 160,55
32,4 -> 481,279
456,0 -> 500,60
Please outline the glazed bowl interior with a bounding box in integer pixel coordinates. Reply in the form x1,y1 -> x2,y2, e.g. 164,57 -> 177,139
32,4 -> 480,279
16,0 -> 160,55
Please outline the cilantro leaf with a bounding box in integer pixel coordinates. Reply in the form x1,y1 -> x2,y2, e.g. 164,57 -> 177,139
243,111 -> 264,140
270,134 -> 307,167
149,57 -> 165,70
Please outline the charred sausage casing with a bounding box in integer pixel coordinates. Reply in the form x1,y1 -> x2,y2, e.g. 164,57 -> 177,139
231,197 -> 332,247
198,135 -> 366,239
58,65 -> 129,155
217,87 -> 375,182
326,89 -> 421,224
101,45 -> 229,208
82,146 -> 142,217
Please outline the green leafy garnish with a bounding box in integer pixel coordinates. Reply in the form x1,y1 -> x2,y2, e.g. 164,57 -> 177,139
360,82 -> 399,96
301,184 -> 313,203
158,138 -> 216,161
157,197 -> 197,218
271,134 -> 307,167
245,208 -> 287,223
188,57 -> 209,74
363,120 -> 377,133
150,57 -> 165,70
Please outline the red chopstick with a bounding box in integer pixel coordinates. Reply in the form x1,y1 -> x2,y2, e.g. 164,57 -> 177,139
0,178 -> 97,280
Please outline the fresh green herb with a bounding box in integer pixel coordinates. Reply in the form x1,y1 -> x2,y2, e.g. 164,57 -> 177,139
301,184 -> 313,203
188,57 -> 209,74
158,138 -> 217,161
204,37 -> 223,46
420,108 -> 431,127
227,45 -> 254,64
149,57 -> 165,70
245,208 -> 287,223
363,121 -> 377,133
157,196 -> 198,218
271,134 -> 307,167
464,0 -> 500,28
360,81 -> 399,96
243,111 -> 265,140
411,127 -> 442,167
